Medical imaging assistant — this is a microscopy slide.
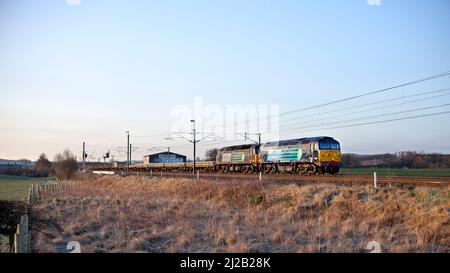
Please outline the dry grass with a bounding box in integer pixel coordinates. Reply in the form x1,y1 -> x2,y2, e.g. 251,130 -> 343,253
31,176 -> 450,253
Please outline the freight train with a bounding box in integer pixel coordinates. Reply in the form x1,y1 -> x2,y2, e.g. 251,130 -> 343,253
96,136 -> 341,175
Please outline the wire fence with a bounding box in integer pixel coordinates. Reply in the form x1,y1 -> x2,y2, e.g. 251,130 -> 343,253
12,181 -> 83,253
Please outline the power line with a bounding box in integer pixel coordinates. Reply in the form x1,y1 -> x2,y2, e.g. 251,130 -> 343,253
278,71 -> 450,116
169,95 -> 449,142
280,103 -> 450,132
278,90 -> 450,129
133,132 -> 173,139
83,72 -> 450,151
220,87 -> 450,133
278,87 -> 450,126
199,70 -> 450,131
279,111 -> 450,135
104,109 -> 450,157
83,71 -> 450,156
195,106 -> 450,148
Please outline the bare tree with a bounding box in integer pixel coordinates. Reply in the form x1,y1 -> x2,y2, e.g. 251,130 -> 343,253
205,148 -> 219,161
35,153 -> 52,177
53,149 -> 78,180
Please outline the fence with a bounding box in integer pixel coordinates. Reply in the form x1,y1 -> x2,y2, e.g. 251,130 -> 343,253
13,215 -> 29,253
11,180 -> 83,253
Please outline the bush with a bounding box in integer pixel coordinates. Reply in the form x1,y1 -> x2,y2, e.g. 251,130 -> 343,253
53,150 -> 78,180
0,200 -> 26,252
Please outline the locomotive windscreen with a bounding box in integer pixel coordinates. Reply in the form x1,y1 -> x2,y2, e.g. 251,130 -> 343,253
319,141 -> 340,150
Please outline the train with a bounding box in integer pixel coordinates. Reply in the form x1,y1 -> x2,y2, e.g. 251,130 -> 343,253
96,136 -> 341,175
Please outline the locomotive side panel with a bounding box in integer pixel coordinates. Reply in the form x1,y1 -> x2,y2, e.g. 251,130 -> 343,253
216,144 -> 259,173
259,137 -> 341,174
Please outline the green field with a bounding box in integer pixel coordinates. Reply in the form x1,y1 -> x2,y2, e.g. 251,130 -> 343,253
0,175 -> 53,201
340,168 -> 450,177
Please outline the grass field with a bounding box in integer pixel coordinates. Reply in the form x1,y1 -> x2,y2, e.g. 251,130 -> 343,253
31,176 -> 449,253
0,175 -> 52,201
340,168 -> 450,177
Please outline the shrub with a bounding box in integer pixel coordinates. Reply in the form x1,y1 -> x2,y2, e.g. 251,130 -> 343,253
53,150 -> 78,180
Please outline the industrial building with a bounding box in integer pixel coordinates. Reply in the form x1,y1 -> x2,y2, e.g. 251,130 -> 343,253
0,159 -> 35,170
143,152 -> 187,164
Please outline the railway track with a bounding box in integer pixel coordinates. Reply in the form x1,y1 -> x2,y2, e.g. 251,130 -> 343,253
110,171 -> 450,187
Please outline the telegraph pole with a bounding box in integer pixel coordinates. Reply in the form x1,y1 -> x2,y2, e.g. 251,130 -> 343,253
166,121 -> 215,174
241,132 -> 261,146
191,119 -> 196,174
130,143 -> 132,164
82,142 -> 86,171
126,131 -> 130,173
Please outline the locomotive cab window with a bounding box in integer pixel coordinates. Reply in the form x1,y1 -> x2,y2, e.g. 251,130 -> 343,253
319,142 -> 340,150
330,143 -> 340,150
318,143 -> 331,150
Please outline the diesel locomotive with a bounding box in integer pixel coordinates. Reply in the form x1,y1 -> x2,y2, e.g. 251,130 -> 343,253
97,136 -> 341,175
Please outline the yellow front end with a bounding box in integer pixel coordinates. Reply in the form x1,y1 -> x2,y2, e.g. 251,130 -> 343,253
318,150 -> 341,163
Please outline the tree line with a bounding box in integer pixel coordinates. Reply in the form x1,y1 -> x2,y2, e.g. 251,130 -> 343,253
1,149 -> 78,180
341,152 -> 450,169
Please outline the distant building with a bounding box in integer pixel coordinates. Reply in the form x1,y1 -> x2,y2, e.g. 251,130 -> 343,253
143,152 -> 187,164
0,159 -> 35,170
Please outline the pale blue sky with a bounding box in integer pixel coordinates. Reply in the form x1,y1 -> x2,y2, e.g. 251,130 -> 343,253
1,0 -> 450,161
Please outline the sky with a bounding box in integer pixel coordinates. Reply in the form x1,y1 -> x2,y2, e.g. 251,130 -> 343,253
1,0 -> 450,161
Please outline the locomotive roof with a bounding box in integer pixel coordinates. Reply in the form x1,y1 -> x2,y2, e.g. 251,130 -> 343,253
263,136 -> 337,147
219,144 -> 256,152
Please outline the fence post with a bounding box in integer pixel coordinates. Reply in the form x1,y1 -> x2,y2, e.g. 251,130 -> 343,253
32,185 -> 34,201
21,215 -> 29,253
373,172 -> 377,189
14,215 -> 29,253
14,225 -> 19,253
28,186 -> 32,210
197,171 -> 199,181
